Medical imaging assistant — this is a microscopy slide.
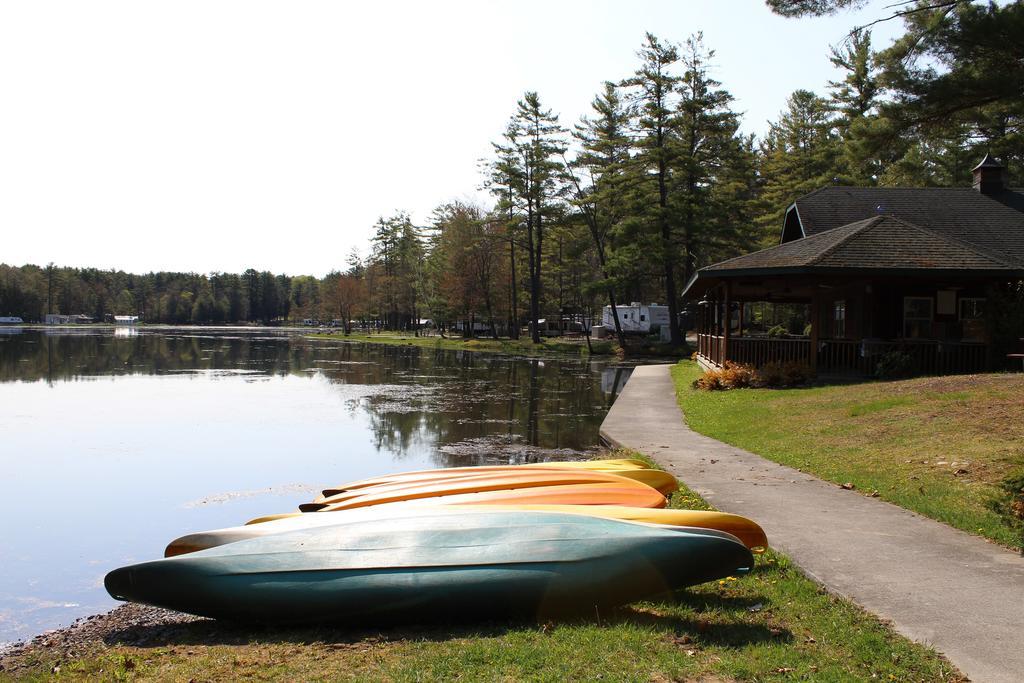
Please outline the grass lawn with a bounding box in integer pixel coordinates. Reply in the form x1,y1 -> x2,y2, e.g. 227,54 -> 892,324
4,452 -> 962,682
310,332 -> 621,357
673,361 -> 1024,550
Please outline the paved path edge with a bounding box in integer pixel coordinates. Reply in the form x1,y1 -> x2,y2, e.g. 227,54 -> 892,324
600,364 -> 1024,683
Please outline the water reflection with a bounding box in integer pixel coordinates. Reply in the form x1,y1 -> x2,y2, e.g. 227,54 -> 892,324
0,330 -> 635,643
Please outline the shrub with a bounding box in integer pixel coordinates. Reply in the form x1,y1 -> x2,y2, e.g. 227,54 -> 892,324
987,471 -> 1024,553
693,360 -> 814,391
874,350 -> 915,380
692,371 -> 724,391
753,360 -> 814,388
720,361 -> 756,388
692,361 -> 755,391
780,360 -> 814,386
767,324 -> 787,338
985,283 -> 1024,368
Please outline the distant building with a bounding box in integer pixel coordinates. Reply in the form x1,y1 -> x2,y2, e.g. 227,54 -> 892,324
43,314 -> 94,324
114,315 -> 139,325
602,303 -> 670,334
0,316 -> 24,324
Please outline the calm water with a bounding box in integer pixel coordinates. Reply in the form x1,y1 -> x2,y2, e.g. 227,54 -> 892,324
0,328 -> 633,644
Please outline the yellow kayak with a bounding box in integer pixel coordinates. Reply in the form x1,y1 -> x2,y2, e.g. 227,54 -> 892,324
315,458 -> 654,498
167,503 -> 766,557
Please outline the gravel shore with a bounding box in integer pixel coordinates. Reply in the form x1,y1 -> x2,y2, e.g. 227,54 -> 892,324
0,604 -> 200,676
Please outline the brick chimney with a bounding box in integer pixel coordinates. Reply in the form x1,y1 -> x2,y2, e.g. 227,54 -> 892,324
972,153 -> 1008,195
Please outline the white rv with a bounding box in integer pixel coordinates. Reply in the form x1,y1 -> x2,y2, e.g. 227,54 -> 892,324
602,303 -> 670,334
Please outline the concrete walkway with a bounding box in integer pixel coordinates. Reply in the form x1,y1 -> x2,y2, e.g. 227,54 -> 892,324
601,365 -> 1024,683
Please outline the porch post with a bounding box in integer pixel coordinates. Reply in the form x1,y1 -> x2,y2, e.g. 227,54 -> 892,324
722,281 -> 731,365
809,290 -> 819,373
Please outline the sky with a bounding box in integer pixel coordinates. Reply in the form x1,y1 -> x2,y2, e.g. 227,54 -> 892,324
0,0 -> 903,277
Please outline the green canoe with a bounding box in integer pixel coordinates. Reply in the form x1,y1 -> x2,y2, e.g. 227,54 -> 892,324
105,511 -> 753,623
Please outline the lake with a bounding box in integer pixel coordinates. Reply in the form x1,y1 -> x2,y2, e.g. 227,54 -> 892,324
0,328 -> 633,644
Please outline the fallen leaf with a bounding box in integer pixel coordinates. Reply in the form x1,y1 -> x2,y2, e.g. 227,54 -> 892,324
841,482 -> 855,490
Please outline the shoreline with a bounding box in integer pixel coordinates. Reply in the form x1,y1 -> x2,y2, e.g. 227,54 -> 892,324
307,331 -> 621,358
5,324 -> 694,361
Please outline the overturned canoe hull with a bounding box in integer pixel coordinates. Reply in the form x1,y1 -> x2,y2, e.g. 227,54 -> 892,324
112,511 -> 752,624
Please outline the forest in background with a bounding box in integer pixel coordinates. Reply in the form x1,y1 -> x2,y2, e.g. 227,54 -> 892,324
2,2 -> 1021,343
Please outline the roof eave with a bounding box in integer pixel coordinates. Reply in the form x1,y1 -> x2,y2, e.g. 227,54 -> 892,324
693,265 -> 1024,280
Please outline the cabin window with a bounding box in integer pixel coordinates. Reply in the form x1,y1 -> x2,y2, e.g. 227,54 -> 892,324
903,297 -> 933,339
640,314 -> 646,321
833,300 -> 846,339
959,298 -> 986,342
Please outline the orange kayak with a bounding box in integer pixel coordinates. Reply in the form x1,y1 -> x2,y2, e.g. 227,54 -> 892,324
303,469 -> 673,511
248,481 -> 667,523
316,481 -> 667,513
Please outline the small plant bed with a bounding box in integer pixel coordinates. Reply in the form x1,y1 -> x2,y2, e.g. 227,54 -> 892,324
3,451 -> 962,682
673,360 -> 1024,550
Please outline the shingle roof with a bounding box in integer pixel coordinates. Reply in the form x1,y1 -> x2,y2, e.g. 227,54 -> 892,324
790,186 -> 1024,264
701,215 -> 1024,276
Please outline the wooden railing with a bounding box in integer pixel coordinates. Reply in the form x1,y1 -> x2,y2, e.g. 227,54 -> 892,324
697,334 -> 989,376
729,337 -> 811,366
698,333 -> 725,365
860,340 -> 988,376
817,339 -> 863,373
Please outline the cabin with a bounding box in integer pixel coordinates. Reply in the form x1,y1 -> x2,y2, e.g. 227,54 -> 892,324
43,313 -> 94,325
0,316 -> 24,324
602,303 -> 670,335
526,318 -> 586,337
113,315 -> 139,325
685,155 -> 1024,376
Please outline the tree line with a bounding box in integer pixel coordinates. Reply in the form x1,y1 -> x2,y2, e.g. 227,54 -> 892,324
2,2 -> 1019,342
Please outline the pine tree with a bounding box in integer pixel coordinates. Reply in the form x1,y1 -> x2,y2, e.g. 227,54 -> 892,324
828,29 -> 882,184
672,33 -> 757,276
491,92 -> 567,343
754,90 -> 843,242
620,33 -> 685,345
569,81 -> 631,347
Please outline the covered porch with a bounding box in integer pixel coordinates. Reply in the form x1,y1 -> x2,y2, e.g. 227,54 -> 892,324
685,214 -> 1024,378
692,274 -> 993,377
